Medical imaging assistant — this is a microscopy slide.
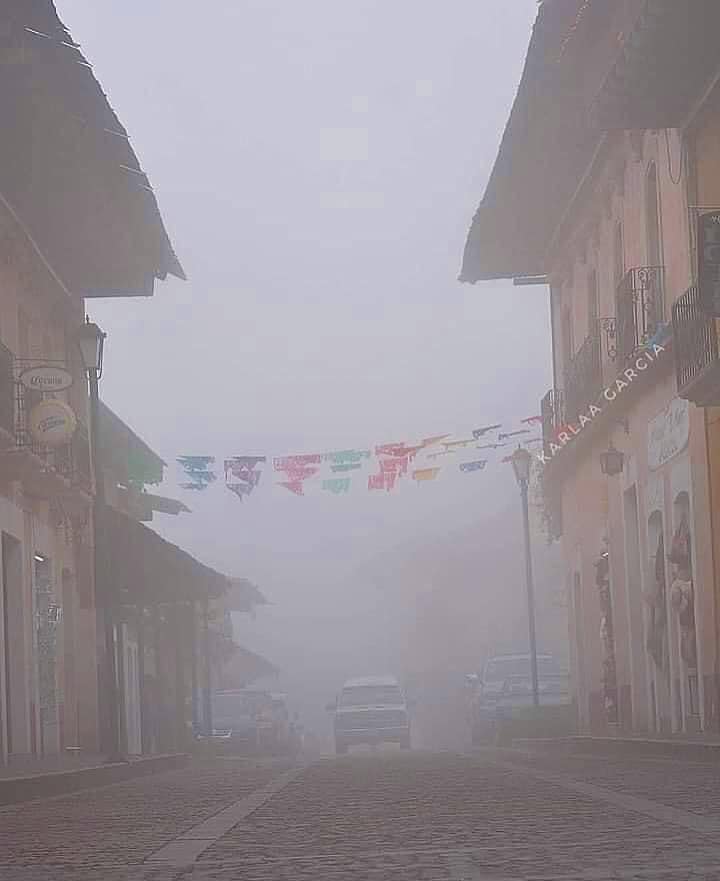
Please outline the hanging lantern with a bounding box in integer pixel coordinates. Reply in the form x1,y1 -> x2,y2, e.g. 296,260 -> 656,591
600,443 -> 624,476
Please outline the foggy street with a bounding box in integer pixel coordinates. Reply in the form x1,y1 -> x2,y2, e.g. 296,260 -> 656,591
6,0 -> 720,878
4,749 -> 720,880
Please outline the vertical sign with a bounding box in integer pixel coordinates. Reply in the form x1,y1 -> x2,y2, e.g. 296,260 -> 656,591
698,210 -> 720,315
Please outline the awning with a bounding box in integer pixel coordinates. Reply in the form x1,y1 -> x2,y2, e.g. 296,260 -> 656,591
99,403 -> 165,489
0,2 -> 184,296
97,505 -> 234,606
224,577 -> 268,611
216,645 -> 279,689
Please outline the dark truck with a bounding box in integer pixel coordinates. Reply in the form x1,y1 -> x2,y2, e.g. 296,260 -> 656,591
467,654 -> 574,745
208,689 -> 292,754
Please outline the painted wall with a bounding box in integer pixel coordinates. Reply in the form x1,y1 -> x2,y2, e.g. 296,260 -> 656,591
0,207 -> 98,759
549,125 -> 715,734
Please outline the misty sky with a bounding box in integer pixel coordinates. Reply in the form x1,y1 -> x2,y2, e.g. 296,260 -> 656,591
60,1 -> 553,721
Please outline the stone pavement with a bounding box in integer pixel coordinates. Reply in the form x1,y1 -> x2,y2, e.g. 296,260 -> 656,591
0,756 -> 293,881
4,748 -> 720,880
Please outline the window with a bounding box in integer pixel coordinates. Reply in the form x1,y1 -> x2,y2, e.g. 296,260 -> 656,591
645,162 -> 665,321
484,657 -> 565,681
562,306 -> 574,367
646,163 -> 663,269
614,222 -> 625,289
339,685 -> 403,707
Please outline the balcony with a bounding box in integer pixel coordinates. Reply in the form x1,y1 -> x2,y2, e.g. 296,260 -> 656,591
563,326 -> 603,424
616,266 -> 665,364
672,285 -> 720,407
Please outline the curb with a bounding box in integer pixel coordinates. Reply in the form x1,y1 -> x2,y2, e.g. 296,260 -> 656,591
510,735 -> 720,762
0,752 -> 190,806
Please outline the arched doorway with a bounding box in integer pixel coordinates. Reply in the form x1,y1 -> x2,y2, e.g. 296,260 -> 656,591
669,491 -> 699,728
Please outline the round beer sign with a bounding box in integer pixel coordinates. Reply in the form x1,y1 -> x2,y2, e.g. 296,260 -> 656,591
28,399 -> 77,447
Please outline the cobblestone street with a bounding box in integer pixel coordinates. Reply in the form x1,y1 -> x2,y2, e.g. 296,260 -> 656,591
4,749 -> 720,880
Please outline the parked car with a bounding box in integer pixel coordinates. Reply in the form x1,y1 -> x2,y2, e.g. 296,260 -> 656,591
328,675 -> 412,755
203,688 -> 291,753
468,654 -> 572,745
208,689 -> 260,750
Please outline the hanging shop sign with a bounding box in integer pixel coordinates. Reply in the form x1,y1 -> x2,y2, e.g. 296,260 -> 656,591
698,210 -> 720,316
28,399 -> 77,447
19,365 -> 73,392
648,397 -> 689,471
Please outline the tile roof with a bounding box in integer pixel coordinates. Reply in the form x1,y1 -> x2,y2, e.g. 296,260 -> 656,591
460,0 -> 636,283
0,1 -> 184,297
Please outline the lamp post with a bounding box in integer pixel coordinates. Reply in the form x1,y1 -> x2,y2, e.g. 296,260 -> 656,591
510,446 -> 540,708
77,319 -> 124,762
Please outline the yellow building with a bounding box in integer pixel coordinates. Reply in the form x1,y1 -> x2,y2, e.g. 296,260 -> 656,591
463,1 -> 720,734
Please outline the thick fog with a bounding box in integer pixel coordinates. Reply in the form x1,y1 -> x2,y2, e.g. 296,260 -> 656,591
62,0 -> 562,745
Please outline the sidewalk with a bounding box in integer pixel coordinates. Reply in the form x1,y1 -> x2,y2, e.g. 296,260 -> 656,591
0,756 -> 297,880
511,732 -> 720,762
0,751 -> 189,805
0,750 -> 110,779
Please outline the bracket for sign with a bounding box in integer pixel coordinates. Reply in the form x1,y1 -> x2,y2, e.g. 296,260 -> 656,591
688,206 -> 720,286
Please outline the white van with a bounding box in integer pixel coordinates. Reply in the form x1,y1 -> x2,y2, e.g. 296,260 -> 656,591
328,675 -> 411,755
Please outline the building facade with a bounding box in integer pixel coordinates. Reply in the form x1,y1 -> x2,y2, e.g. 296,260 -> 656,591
462,0 -> 720,735
0,1 -> 184,763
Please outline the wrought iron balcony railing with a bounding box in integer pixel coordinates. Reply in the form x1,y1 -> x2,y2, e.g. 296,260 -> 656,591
672,285 -> 720,406
616,266 -> 665,363
563,326 -> 603,424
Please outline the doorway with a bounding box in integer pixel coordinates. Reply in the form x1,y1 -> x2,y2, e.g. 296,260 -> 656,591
2,533 -> 27,755
669,491 -> 698,727
34,553 -> 59,755
623,486 -> 646,729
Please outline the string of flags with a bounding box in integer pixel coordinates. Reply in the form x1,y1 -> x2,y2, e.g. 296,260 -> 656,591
177,456 -> 217,491
174,415 -> 544,503
224,456 -> 266,500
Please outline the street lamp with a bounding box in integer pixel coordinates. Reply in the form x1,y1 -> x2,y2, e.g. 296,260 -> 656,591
77,320 -> 106,379
77,319 -> 124,762
510,446 -> 540,708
